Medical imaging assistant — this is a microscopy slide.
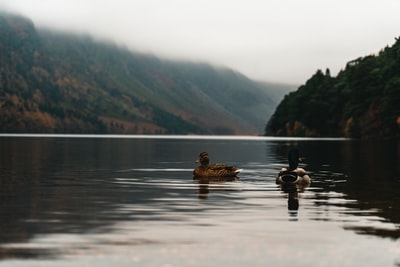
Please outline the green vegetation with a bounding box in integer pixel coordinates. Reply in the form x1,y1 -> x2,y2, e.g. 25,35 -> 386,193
266,38 -> 400,138
1,13 -> 290,134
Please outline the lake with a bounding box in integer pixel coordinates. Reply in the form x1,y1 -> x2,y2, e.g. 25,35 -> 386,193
0,135 -> 399,267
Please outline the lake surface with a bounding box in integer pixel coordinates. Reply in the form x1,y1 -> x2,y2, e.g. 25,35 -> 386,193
0,135 -> 399,267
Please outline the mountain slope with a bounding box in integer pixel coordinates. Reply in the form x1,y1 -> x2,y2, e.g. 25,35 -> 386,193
0,13 -> 289,135
265,37 -> 400,138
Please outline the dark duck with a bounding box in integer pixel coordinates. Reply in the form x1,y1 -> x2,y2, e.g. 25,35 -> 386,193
193,152 -> 241,178
276,148 -> 311,186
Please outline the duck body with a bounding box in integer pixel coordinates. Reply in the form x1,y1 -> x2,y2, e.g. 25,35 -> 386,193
193,152 -> 241,178
193,164 -> 240,178
276,148 -> 311,186
276,167 -> 311,186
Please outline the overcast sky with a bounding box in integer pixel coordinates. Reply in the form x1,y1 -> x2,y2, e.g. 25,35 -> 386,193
1,0 -> 399,84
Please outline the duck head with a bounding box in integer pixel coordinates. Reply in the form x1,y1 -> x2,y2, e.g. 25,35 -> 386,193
288,148 -> 302,171
196,152 -> 210,166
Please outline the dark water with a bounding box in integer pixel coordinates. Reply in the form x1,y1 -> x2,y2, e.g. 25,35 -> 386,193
0,135 -> 399,267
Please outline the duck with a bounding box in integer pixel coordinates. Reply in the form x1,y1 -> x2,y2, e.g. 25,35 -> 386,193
276,147 -> 311,186
193,152 -> 241,178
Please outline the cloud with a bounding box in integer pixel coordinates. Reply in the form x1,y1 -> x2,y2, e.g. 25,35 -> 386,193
1,0 -> 400,84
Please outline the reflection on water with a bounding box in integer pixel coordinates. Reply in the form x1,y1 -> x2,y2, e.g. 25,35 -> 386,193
193,177 -> 240,200
0,135 -> 399,267
278,183 -> 309,214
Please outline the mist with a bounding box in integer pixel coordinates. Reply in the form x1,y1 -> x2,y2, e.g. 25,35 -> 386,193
1,0 -> 399,84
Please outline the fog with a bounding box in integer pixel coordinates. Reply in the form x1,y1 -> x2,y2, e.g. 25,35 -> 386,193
1,0 -> 399,84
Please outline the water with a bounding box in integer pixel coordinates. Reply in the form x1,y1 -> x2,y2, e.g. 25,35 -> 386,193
0,135 -> 399,267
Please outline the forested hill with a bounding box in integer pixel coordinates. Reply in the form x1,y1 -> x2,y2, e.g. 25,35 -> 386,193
0,13 -> 293,135
266,37 -> 400,138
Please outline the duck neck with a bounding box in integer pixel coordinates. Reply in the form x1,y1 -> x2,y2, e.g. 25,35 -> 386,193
201,159 -> 209,168
288,161 -> 298,171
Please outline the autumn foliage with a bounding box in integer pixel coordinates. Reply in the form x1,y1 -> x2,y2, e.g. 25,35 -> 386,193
0,13 -> 281,135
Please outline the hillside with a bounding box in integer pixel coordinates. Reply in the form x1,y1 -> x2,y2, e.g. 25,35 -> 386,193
0,13 -> 292,135
266,37 -> 400,138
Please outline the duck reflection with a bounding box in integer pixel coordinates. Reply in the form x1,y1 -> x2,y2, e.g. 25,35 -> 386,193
193,177 -> 239,200
279,183 -> 309,211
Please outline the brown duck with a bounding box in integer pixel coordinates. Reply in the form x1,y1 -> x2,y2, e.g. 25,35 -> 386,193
193,152 -> 241,177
